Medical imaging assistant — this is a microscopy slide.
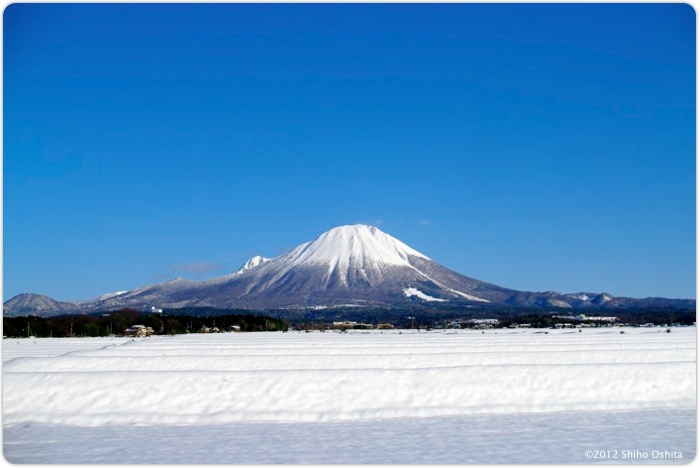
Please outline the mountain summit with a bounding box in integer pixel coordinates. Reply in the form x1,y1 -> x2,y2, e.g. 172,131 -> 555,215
4,224 -> 695,316
284,224 -> 430,269
206,223 -> 498,308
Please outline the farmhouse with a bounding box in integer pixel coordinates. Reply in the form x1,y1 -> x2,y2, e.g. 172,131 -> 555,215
124,325 -> 154,337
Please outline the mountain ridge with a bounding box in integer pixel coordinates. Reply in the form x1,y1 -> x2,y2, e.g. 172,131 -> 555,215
4,224 -> 695,316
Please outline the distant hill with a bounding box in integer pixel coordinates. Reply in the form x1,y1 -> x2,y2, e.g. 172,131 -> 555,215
3,293 -> 81,317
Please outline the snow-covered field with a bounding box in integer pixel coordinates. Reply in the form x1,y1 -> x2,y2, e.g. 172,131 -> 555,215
3,327 -> 696,463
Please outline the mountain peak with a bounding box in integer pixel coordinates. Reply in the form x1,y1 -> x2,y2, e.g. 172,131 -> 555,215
284,224 -> 430,269
232,255 -> 271,276
3,292 -> 79,317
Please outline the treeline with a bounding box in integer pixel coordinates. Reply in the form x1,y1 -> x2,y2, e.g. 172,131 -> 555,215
3,306 -> 694,337
280,305 -> 696,330
497,308 -> 696,329
3,309 -> 288,338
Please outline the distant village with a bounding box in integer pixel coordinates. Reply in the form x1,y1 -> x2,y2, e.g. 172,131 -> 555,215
63,311 -> 636,338
108,306 -> 636,337
312,314 -> 626,331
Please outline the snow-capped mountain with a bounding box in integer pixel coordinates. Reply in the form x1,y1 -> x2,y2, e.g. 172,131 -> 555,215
4,224 -> 695,316
230,255 -> 271,276
193,224 -> 509,309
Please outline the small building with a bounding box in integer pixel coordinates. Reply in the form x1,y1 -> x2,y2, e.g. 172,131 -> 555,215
332,321 -> 357,329
355,323 -> 374,329
376,323 -> 394,329
227,325 -> 242,332
576,314 -> 618,323
124,325 -> 154,337
467,319 -> 500,329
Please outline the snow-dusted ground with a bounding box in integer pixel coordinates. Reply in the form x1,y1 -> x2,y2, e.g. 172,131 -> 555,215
1,336 -> 132,363
3,327 -> 696,463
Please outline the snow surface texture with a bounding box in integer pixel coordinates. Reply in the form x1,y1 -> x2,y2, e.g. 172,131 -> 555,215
4,409 -> 694,464
2,336 -> 132,363
3,328 -> 696,463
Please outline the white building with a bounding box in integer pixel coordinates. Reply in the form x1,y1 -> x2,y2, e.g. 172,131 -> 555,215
124,325 -> 154,337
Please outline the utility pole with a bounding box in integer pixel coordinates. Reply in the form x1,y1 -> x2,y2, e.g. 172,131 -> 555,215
407,316 -> 415,331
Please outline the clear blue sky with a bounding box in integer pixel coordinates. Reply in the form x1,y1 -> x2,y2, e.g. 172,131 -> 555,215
4,3 -> 696,301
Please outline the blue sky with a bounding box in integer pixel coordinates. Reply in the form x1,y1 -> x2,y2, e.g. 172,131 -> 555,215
4,3 -> 696,301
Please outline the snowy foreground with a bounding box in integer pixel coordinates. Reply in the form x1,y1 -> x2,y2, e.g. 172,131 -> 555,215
3,327 -> 696,464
